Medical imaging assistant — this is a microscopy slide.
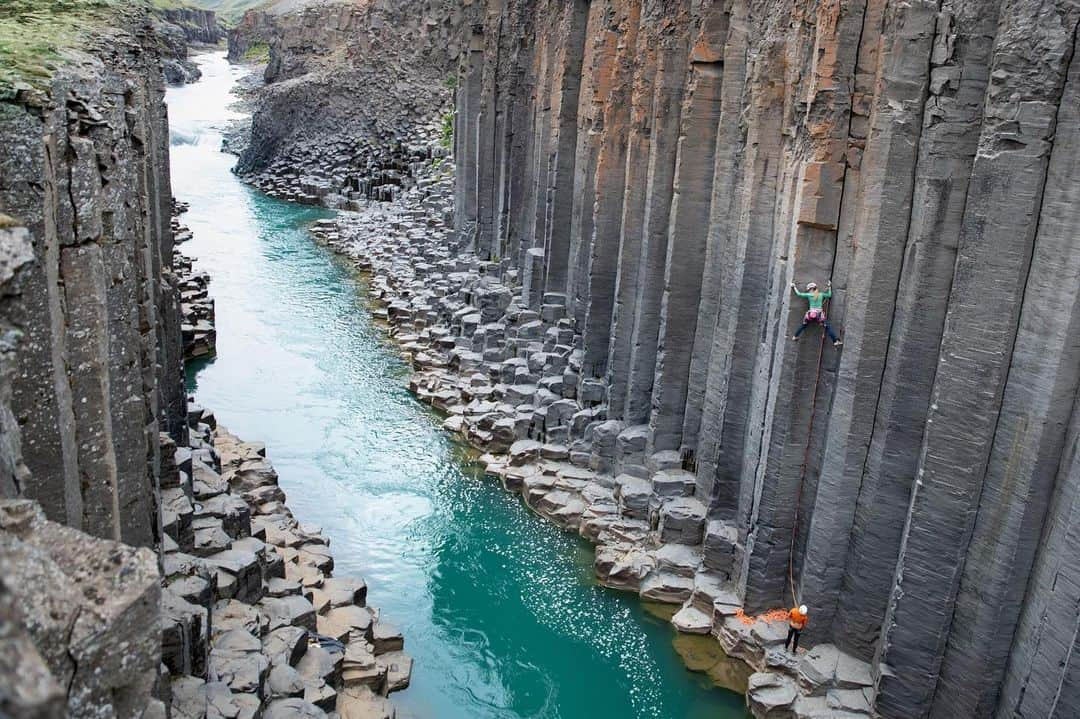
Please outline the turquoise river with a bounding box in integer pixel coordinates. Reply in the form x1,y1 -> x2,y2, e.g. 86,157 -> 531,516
167,52 -> 748,719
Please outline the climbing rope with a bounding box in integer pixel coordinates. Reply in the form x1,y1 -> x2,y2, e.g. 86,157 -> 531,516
734,607 -> 791,626
787,295 -> 831,607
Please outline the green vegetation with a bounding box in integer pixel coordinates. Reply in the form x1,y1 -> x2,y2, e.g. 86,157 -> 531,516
0,0 -> 140,92
177,0 -> 269,25
445,74 -> 458,90
242,40 -> 269,63
441,110 -> 454,150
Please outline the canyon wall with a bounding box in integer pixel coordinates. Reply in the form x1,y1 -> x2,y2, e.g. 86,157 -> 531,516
0,9 -> 184,550
0,4 -> 184,715
233,0 -> 478,179
454,0 -> 1080,717
161,7 -> 226,45
155,6 -> 226,84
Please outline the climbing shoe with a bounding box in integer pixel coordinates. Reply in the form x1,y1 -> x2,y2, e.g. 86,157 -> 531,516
833,340 -> 843,347
791,335 -> 800,342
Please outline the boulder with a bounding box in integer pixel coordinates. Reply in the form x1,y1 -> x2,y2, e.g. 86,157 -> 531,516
747,672 -> 797,718
658,497 -> 707,545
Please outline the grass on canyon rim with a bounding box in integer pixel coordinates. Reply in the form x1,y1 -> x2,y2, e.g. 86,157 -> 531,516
0,0 -> 144,91
243,41 -> 270,63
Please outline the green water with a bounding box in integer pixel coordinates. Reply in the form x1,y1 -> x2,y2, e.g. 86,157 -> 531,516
168,52 -> 748,719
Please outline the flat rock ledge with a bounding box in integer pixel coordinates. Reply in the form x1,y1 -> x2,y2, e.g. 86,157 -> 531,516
308,148 -> 875,719
160,406 -> 410,718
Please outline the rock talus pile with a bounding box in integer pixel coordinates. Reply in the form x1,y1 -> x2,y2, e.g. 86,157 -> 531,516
162,409 -> 410,719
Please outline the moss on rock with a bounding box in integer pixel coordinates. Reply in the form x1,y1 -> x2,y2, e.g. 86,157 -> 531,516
0,0 -> 145,91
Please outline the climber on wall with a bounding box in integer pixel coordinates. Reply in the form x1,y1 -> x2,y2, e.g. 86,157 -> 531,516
786,604 -> 809,653
791,280 -> 842,347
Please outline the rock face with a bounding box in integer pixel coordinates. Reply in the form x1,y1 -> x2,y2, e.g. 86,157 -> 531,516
0,3 -> 184,548
0,500 -> 161,719
0,4 -> 182,715
153,6 -> 225,84
450,0 -> 1080,717
230,0 -> 477,202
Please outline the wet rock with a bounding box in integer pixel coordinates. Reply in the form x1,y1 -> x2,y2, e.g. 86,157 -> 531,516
640,571 -> 695,604
336,685 -> 396,719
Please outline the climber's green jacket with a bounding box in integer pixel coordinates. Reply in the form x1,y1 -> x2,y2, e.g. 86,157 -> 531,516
794,288 -> 831,310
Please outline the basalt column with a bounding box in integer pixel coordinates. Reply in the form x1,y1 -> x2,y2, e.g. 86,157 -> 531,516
567,0 -> 620,329
620,3 -> 692,425
1,103 -> 82,530
604,13 -> 662,421
540,0 -> 590,297
691,0 -> 766,515
647,19 -> 725,455
737,0 -> 866,611
474,3 -> 504,258
798,0 -> 938,647
519,23 -> 557,288
681,4 -> 736,457
580,0 -> 643,378
996,397 -> 1080,718
831,0 -> 1000,659
875,1 -> 1080,715
498,9 -> 540,269
456,28 -> 486,244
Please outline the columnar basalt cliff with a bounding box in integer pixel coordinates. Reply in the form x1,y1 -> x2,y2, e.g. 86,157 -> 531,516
0,4 -> 410,717
449,0 -> 1080,716
0,4 -> 183,714
0,8 -> 183,549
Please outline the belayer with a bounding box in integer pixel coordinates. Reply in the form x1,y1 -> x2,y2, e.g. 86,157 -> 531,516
791,280 -> 842,347
786,604 -> 808,653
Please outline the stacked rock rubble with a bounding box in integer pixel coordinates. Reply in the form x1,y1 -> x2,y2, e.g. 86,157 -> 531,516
172,205 -> 217,361
163,409 -> 411,719
242,122 -> 449,209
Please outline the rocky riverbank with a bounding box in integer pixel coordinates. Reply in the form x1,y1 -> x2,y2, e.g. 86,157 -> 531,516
162,409 -> 412,719
240,121 -> 450,209
172,203 -> 217,360
305,147 -> 873,719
